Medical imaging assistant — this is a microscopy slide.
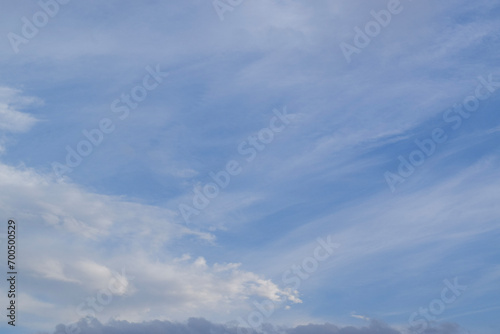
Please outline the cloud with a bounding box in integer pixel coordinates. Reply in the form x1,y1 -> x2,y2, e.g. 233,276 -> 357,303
350,312 -> 370,322
0,101 -> 37,132
50,317 -> 466,334
0,1 -> 498,333
0,160 -> 300,330
0,86 -> 40,153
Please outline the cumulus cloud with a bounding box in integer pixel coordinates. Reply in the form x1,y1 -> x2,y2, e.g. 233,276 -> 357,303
0,161 -> 299,328
49,317 -> 466,334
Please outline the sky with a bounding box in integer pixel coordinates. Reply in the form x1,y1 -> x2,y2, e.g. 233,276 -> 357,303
0,0 -> 499,333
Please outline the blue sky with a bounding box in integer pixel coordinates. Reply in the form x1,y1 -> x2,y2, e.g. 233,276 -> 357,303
0,1 -> 499,333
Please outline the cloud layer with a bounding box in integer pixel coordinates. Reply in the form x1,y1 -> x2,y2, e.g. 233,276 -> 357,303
0,1 -> 499,333
50,317 -> 467,334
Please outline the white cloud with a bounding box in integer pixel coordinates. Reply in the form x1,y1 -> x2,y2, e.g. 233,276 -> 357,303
0,102 -> 37,132
0,87 -> 39,132
0,160 -> 298,330
30,259 -> 80,284
0,87 -> 40,155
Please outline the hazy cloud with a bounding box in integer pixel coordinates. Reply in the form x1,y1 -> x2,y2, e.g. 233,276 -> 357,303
50,317 -> 466,334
